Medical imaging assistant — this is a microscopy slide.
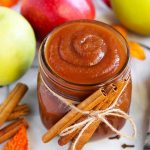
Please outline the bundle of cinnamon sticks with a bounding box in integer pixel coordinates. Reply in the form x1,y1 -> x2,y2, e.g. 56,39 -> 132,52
0,83 -> 30,144
42,79 -> 128,150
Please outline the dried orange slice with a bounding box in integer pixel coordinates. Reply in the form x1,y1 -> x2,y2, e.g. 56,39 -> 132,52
3,126 -> 28,150
0,0 -> 19,7
128,41 -> 146,60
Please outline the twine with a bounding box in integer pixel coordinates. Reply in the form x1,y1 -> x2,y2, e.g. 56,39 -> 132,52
40,75 -> 136,150
40,75 -> 90,115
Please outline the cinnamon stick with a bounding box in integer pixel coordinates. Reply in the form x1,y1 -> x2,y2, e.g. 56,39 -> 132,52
0,104 -> 30,121
7,105 -> 30,121
0,85 -> 19,111
0,118 -> 28,144
12,104 -> 29,112
69,80 -> 128,150
69,120 -> 101,150
42,88 -> 106,143
0,83 -> 28,126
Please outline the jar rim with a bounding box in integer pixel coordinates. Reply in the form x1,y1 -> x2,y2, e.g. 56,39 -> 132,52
39,20 -> 130,88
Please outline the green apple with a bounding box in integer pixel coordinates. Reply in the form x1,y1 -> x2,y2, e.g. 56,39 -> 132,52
0,7 -> 36,85
111,0 -> 150,35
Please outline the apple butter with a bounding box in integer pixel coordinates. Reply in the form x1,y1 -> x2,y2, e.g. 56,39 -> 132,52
37,20 -> 131,139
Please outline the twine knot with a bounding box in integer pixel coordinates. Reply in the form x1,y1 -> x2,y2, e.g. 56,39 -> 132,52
60,108 -> 136,140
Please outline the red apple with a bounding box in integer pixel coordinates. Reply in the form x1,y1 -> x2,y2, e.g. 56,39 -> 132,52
21,0 -> 95,40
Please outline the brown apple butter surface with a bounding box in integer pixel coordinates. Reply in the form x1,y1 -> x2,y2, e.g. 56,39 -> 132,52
45,21 -> 127,84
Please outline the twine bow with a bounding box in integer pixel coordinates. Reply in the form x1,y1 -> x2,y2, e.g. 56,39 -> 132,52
60,108 -> 136,139
60,108 -> 136,150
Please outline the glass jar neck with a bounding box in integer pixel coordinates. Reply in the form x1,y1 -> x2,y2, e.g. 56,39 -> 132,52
39,40 -> 130,101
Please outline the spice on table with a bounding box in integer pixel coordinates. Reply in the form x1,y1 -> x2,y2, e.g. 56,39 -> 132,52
3,126 -> 28,150
0,118 -> 28,144
0,83 -> 28,126
109,135 -> 120,140
122,144 -> 135,149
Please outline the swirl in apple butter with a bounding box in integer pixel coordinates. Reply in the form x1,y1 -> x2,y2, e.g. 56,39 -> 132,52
45,21 -> 127,84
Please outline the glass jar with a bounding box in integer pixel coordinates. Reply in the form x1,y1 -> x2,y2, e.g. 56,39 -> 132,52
37,20 -> 131,139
